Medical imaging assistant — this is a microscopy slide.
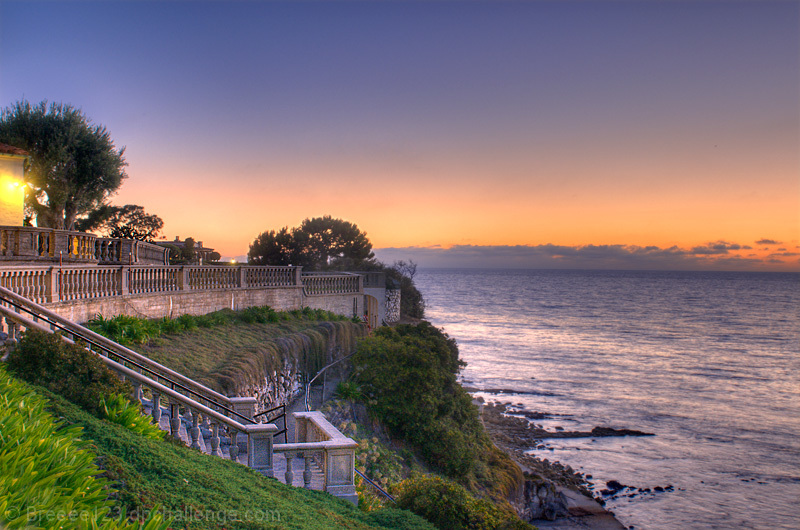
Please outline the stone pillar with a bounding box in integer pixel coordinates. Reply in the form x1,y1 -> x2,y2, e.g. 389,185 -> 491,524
178,266 -> 188,292
45,267 -> 58,303
325,447 -> 358,505
245,424 -> 278,477
119,267 -> 129,296
229,396 -> 258,422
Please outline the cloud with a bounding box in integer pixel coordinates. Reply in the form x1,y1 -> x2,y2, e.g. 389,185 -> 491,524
374,241 -> 799,272
756,238 -> 781,245
690,241 -> 741,255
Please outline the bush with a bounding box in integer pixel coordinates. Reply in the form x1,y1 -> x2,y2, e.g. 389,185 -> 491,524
100,394 -> 165,440
352,323 -> 483,477
395,476 -> 532,530
6,330 -> 131,416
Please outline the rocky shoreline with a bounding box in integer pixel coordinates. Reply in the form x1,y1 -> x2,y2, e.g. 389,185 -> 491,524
480,400 -> 633,529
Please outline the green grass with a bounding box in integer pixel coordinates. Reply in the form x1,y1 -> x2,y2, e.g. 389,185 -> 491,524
87,307 -> 354,347
32,383 -> 433,530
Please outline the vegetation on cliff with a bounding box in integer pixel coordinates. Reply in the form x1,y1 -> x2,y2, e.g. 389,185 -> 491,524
351,323 -> 522,496
341,322 -> 532,529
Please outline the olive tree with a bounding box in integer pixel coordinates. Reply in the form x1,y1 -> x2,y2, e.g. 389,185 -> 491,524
0,100 -> 127,230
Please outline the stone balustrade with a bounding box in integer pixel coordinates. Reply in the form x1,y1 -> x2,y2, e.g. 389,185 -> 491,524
95,238 -> 169,265
0,264 -> 364,306
0,226 -> 171,266
0,264 -> 306,305
1,225 -> 98,263
273,411 -> 359,504
302,273 -> 362,296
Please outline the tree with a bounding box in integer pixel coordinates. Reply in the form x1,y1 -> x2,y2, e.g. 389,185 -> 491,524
248,227 -> 297,265
248,216 -> 375,270
0,100 -> 127,230
293,215 -> 375,270
75,204 -> 163,241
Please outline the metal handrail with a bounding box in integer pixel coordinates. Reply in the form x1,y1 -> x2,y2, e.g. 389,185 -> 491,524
0,285 -> 254,424
254,403 -> 288,443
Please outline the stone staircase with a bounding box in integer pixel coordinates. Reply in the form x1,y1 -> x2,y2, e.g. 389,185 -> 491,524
142,396 -> 326,490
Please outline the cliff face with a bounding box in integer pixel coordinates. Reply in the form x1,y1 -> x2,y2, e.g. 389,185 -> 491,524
211,321 -> 366,412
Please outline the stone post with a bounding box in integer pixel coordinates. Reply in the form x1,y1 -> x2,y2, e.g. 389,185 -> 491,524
238,266 -> 247,289
46,266 -> 58,303
229,396 -> 258,422
245,423 -> 278,477
325,446 -> 358,505
119,266 -> 129,296
178,266 -> 188,292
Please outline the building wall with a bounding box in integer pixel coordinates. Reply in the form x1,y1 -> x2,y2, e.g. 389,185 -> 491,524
0,155 -> 26,226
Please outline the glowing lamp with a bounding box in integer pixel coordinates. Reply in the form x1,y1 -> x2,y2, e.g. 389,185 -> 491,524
0,146 -> 28,226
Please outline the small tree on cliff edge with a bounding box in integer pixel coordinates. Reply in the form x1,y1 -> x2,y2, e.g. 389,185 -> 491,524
0,100 -> 127,230
249,215 -> 375,270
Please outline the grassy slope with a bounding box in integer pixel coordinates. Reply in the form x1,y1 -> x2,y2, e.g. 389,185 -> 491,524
138,320 -> 361,391
36,384 -> 433,530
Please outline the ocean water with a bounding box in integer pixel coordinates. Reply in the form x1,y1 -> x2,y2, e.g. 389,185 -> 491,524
414,269 -> 800,530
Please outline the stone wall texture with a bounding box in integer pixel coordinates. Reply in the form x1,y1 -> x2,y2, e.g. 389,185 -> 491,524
45,286 -> 362,324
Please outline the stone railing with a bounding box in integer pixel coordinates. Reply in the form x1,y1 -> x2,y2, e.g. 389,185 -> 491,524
0,226 -> 97,263
0,284 -> 255,419
96,238 -> 169,265
0,226 -> 170,266
273,411 -> 358,504
301,273 -> 362,296
360,272 -> 385,288
0,264 -> 302,305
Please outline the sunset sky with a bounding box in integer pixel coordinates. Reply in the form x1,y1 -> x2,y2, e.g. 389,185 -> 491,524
1,1 -> 797,271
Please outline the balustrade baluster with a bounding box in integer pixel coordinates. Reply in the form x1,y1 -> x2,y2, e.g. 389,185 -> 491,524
303,456 -> 313,488
210,423 -> 221,457
131,381 -> 143,404
229,430 -> 239,461
189,409 -> 201,450
284,453 -> 295,485
169,402 -> 181,440
151,392 -> 162,424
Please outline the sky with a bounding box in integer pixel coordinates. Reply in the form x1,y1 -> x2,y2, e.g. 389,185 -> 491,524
1,0 -> 798,271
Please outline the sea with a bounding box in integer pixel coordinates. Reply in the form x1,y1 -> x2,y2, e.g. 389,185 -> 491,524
413,269 -> 799,530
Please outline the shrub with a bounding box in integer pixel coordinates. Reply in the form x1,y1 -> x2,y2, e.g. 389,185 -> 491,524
395,476 -> 533,530
352,323 -> 483,477
175,313 -> 197,331
100,394 -> 165,440
6,330 -> 131,416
